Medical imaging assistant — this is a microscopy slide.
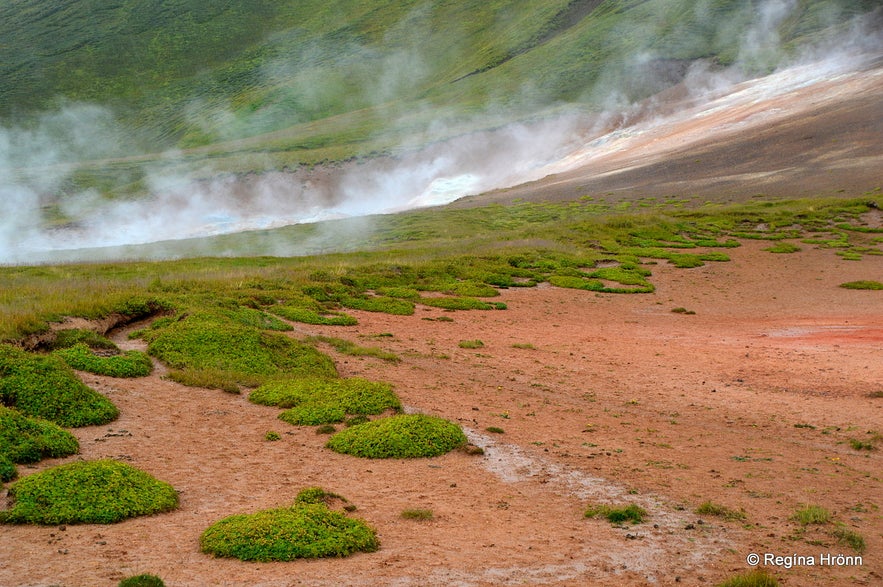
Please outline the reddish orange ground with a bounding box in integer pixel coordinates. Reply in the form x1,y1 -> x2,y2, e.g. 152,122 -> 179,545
1,239 -> 880,587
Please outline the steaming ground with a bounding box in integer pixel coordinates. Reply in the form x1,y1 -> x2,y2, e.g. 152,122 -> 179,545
2,49 -> 883,264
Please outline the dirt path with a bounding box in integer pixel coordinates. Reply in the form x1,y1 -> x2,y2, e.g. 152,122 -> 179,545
1,239 -> 880,586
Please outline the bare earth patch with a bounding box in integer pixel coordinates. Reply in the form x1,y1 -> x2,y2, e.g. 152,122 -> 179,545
1,240 -> 880,586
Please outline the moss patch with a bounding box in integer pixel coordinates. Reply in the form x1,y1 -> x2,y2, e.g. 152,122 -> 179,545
0,344 -> 118,427
142,313 -> 336,389
0,406 -> 79,482
1,459 -> 178,525
326,414 -> 466,458
200,489 -> 377,561
54,343 -> 153,377
251,377 -> 401,426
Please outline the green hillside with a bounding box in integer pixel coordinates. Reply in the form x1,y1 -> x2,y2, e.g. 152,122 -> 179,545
2,0 -> 877,165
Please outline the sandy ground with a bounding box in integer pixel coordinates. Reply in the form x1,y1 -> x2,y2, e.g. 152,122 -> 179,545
1,237 -> 881,587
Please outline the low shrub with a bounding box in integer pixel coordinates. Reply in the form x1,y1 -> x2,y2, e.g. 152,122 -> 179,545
54,343 -> 153,377
0,406 -> 79,481
0,344 -> 118,427
326,414 -> 467,458
200,492 -> 378,561
1,459 -> 178,525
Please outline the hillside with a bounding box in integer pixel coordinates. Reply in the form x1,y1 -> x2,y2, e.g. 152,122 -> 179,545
0,0 -> 880,264
1,0 -> 878,158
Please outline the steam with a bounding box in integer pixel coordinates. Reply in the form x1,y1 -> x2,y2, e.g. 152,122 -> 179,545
1,2 -> 880,264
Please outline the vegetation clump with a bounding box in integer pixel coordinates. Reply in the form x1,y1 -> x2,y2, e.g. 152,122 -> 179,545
54,343 -> 153,377
251,377 -> 401,426
716,570 -> 778,587
270,306 -> 358,326
839,280 -> 883,290
0,344 -> 118,427
326,414 -> 467,458
0,406 -> 79,482
1,459 -> 178,525
200,488 -> 377,561
832,524 -> 866,553
791,504 -> 831,525
695,501 -> 746,521
401,509 -> 434,520
48,329 -> 119,351
584,503 -> 647,525
118,575 -> 166,587
458,339 -> 485,349
141,312 -> 336,389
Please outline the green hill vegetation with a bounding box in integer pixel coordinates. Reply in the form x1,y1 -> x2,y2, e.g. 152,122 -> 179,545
1,0 -> 876,174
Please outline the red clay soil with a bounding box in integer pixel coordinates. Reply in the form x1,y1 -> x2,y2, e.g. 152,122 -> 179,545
1,239 -> 881,587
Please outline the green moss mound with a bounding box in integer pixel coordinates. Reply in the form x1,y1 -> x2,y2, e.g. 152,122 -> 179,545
54,343 -> 153,377
200,490 -> 378,561
250,377 -> 401,426
1,459 -> 179,525
0,406 -> 79,482
142,313 -> 336,387
326,414 -> 466,458
0,344 -> 119,427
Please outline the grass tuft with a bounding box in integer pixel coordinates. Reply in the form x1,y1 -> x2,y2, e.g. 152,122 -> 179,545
695,501 -> 746,521
401,509 -> 434,521
118,575 -> 165,587
584,503 -> 647,525
716,570 -> 778,587
839,280 -> 883,290
791,504 -> 831,525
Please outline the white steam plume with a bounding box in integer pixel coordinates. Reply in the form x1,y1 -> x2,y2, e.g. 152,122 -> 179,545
0,2 -> 880,264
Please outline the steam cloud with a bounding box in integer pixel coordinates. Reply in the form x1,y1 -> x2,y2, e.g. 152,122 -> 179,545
1,2 -> 880,264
